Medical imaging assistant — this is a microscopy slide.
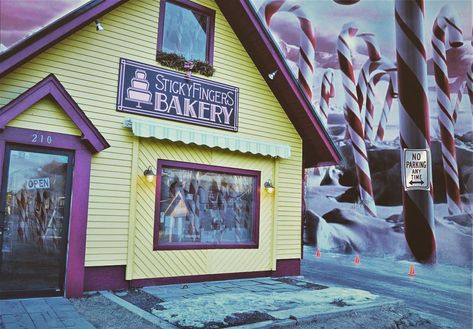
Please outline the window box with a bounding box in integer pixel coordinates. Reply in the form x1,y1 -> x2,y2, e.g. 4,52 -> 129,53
153,160 -> 260,250
157,0 -> 216,64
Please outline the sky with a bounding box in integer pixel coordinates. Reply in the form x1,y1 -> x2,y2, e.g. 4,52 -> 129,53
0,0 -> 90,51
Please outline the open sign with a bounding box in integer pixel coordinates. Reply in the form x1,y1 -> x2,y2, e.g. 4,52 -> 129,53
26,177 -> 50,190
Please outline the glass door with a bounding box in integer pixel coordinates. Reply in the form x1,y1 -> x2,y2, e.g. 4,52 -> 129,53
0,145 -> 73,298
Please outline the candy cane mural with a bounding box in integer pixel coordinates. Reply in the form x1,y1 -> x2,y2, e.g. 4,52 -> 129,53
319,69 -> 335,126
467,63 -> 473,112
432,5 -> 464,215
376,78 -> 396,141
395,0 -> 435,263
356,33 -> 397,142
452,81 -> 466,123
337,22 -> 377,217
259,0 -> 317,100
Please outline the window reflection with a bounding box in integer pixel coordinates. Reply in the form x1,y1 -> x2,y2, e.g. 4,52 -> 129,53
158,165 -> 257,246
162,1 -> 209,62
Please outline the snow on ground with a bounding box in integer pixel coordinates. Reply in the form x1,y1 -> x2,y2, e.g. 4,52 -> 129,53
152,287 -> 377,328
306,185 -> 472,267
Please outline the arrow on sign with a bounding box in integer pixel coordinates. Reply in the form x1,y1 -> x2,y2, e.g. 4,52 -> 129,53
409,180 -> 425,185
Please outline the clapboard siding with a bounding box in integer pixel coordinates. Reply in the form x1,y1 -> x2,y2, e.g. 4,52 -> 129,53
0,0 -> 302,270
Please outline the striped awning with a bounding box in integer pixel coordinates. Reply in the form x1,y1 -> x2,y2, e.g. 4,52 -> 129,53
123,118 -> 291,158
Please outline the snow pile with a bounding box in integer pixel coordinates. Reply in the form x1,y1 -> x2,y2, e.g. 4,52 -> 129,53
151,287 -> 377,328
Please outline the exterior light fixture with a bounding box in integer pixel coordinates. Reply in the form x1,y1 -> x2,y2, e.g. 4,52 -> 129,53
268,70 -> 278,80
264,179 -> 275,194
143,166 -> 155,183
184,61 -> 194,78
95,19 -> 104,32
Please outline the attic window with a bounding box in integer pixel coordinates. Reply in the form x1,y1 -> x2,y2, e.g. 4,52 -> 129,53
157,0 -> 215,64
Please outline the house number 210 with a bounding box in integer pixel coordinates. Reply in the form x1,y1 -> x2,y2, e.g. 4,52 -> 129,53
32,133 -> 53,145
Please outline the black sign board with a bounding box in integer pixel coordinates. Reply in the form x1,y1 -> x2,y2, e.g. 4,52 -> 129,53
117,59 -> 239,131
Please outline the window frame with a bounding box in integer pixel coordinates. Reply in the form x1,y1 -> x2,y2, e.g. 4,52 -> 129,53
153,159 -> 261,250
156,0 -> 216,64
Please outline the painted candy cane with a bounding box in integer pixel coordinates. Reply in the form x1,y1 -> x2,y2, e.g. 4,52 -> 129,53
467,63 -> 473,112
376,77 -> 397,141
319,69 -> 335,125
259,0 -> 316,100
356,33 -> 397,141
337,22 -> 377,217
432,4 -> 463,215
395,0 -> 435,263
452,81 -> 466,123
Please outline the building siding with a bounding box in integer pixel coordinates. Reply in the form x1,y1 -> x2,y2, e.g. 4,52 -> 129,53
0,0 -> 302,273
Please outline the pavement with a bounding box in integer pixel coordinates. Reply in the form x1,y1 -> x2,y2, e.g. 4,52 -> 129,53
0,297 -> 95,329
0,268 -> 455,329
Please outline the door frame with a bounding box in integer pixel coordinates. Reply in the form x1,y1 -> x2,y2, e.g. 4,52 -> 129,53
0,144 -> 74,298
0,127 -> 92,298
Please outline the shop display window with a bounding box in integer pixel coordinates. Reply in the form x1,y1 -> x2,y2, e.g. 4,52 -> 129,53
157,0 -> 215,63
154,160 -> 260,249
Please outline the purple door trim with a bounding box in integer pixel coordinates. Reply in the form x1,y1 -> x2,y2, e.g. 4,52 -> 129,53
0,126 -> 93,298
0,74 -> 109,153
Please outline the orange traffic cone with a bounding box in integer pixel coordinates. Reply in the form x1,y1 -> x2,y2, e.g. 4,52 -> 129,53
354,254 -> 360,265
315,248 -> 321,257
408,263 -> 416,276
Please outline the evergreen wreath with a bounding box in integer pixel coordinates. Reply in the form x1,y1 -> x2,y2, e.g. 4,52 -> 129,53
156,51 -> 215,77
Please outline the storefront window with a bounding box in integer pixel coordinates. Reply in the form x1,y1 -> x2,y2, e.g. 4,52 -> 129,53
154,161 -> 260,249
157,0 -> 215,63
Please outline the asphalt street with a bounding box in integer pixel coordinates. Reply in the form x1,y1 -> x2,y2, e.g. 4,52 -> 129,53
301,247 -> 472,329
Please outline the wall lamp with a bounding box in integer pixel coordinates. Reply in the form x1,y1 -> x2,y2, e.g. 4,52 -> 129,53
95,19 -> 104,32
144,166 -> 155,183
264,179 -> 275,194
268,70 -> 278,80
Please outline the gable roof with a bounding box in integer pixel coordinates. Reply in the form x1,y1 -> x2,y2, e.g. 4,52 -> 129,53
0,74 -> 110,153
0,0 -> 340,167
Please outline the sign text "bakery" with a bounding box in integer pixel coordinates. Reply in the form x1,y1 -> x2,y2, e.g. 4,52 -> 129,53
117,59 -> 239,131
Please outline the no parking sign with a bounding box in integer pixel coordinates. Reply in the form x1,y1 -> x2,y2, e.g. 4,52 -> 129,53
403,149 -> 431,191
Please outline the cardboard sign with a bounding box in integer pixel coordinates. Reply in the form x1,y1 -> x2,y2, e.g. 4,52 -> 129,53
117,58 -> 239,132
26,177 -> 50,190
403,149 -> 430,191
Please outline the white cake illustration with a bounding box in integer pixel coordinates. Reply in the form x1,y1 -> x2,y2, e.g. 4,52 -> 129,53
126,69 -> 152,108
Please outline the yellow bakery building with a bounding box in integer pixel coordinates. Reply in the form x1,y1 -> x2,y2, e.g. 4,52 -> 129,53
0,0 -> 339,298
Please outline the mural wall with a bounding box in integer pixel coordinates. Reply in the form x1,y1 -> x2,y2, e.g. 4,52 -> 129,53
253,0 -> 472,266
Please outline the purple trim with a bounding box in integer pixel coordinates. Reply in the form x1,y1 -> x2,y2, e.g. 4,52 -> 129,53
0,0 -> 127,78
272,259 -> 301,277
156,0 -> 216,64
82,259 -> 300,291
215,0 -> 340,167
0,74 -> 109,153
153,159 -> 261,250
66,148 -> 91,298
84,266 -> 129,291
0,126 -> 96,298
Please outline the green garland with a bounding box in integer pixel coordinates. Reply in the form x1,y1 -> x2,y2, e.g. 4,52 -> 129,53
156,51 -> 215,77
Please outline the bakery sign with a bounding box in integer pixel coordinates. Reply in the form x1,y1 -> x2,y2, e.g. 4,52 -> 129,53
116,59 -> 239,131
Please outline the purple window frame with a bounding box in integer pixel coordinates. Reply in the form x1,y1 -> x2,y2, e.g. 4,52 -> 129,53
153,160 -> 261,250
156,0 -> 216,64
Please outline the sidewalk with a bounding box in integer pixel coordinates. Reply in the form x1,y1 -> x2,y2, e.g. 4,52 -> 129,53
0,297 -> 95,329
88,276 -> 431,329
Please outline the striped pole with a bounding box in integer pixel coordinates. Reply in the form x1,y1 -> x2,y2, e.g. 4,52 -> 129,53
319,69 -> 335,125
337,22 -> 377,217
467,63 -> 473,112
259,0 -> 317,100
395,0 -> 435,263
432,4 -> 463,215
452,81 -> 465,123
376,78 -> 396,141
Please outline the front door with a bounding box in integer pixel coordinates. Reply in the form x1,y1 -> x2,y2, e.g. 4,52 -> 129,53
0,145 -> 73,298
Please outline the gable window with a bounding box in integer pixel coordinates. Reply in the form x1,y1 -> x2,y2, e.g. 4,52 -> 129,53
157,0 -> 215,63
153,160 -> 260,250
